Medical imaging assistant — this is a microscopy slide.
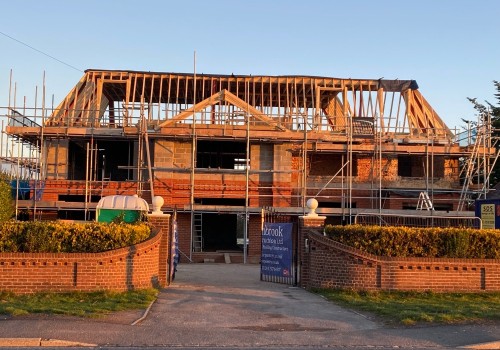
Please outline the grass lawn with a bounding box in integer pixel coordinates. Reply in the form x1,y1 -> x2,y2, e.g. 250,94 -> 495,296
314,288 -> 500,326
0,289 -> 158,317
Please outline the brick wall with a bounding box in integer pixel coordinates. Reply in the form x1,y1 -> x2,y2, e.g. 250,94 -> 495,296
148,214 -> 172,286
0,214 -> 171,294
299,218 -> 500,292
40,180 -> 139,202
41,136 -> 462,212
247,215 -> 263,263
176,213 -> 192,259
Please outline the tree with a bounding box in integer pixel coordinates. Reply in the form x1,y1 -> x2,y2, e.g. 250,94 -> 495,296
0,172 -> 14,222
468,81 -> 500,186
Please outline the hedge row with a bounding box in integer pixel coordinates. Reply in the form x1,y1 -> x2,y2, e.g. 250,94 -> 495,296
0,221 -> 152,253
324,225 -> 500,259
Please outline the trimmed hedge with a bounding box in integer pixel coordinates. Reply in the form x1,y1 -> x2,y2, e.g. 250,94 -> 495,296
324,225 -> 500,259
0,221 -> 152,253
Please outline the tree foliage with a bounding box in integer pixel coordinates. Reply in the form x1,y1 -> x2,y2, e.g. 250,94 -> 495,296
468,81 -> 500,186
0,172 -> 14,222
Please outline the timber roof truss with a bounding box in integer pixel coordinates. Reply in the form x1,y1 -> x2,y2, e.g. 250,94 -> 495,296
43,69 -> 453,140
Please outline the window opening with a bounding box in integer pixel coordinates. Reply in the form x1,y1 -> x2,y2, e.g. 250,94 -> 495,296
196,140 -> 247,169
398,155 -> 444,178
68,140 -> 135,181
309,154 -> 357,176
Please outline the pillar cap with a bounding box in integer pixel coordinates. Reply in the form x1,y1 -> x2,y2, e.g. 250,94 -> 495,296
306,198 -> 319,217
152,196 -> 164,214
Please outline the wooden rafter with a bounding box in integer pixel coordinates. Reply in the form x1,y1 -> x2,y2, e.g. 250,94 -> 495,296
43,70 -> 455,140
405,89 -> 453,138
156,90 -> 224,128
324,94 -> 347,131
222,90 -> 288,131
156,89 -> 289,131
47,75 -> 88,126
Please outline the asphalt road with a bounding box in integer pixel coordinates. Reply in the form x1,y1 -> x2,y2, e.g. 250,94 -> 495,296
0,263 -> 498,349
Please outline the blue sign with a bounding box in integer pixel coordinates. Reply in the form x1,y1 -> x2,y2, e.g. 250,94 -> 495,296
170,218 -> 179,279
261,223 -> 293,277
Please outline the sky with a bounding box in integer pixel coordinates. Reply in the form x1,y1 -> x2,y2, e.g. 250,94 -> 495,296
0,0 -> 499,130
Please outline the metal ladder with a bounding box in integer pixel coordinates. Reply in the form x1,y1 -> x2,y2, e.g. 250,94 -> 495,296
193,213 -> 203,252
417,191 -> 434,210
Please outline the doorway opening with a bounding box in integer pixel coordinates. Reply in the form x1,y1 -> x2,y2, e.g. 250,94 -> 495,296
193,198 -> 245,252
201,213 -> 240,251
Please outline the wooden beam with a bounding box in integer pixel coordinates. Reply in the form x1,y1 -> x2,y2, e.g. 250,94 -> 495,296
222,90 -> 289,131
403,89 -> 453,139
156,89 -> 289,131
377,87 -> 385,130
156,90 -> 224,128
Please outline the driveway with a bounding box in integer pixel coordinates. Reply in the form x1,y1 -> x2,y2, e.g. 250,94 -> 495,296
0,263 -> 498,348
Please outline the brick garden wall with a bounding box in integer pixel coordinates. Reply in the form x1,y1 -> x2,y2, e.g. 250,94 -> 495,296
299,217 -> 500,292
0,214 -> 171,294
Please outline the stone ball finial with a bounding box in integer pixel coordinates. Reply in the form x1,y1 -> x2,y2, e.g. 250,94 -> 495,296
306,198 -> 319,216
152,196 -> 164,214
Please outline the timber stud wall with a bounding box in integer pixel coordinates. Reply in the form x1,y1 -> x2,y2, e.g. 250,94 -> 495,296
0,214 -> 171,294
299,218 -> 500,292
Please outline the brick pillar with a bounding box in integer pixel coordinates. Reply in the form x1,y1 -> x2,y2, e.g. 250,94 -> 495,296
148,213 -> 171,288
298,215 -> 326,289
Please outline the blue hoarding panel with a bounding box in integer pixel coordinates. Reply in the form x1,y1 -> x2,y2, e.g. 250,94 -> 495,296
261,222 -> 293,277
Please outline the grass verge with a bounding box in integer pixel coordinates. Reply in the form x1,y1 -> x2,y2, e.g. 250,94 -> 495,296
0,289 -> 158,317
313,288 -> 500,326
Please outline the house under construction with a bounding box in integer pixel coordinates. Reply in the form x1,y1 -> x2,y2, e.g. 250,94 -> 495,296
1,69 -> 497,262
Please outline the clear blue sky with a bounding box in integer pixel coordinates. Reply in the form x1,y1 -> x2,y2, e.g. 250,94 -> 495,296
0,0 -> 498,130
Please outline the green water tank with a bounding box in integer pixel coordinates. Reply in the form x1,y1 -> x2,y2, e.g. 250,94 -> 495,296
96,195 -> 149,223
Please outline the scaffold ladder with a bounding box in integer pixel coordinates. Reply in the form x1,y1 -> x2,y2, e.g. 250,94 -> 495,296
193,213 -> 203,252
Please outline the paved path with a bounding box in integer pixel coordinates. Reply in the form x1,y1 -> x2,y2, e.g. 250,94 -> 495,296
0,263 -> 498,348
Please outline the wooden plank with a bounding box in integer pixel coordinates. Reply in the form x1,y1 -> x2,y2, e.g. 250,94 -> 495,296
377,87 -> 385,130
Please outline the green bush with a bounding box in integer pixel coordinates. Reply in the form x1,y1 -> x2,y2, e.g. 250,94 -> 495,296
0,221 -> 152,253
324,225 -> 500,259
0,172 -> 14,223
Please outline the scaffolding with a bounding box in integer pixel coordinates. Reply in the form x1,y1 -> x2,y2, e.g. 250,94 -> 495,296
0,69 -> 496,237
457,111 -> 500,210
